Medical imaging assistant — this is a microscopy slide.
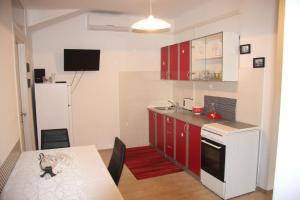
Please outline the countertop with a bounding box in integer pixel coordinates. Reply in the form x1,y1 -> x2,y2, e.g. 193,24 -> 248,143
148,107 -> 257,129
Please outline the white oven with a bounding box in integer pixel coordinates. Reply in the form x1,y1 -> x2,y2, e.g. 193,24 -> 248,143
201,136 -> 226,182
201,128 -> 226,198
201,123 -> 260,199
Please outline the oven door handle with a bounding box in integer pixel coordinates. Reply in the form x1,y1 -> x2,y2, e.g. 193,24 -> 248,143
201,140 -> 222,149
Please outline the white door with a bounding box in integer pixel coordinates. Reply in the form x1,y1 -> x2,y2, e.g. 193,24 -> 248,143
15,41 -> 34,150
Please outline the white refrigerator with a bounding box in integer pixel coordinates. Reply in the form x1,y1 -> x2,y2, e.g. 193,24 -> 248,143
34,83 -> 72,149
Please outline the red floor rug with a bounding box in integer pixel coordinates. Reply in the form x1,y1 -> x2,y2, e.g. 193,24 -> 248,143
125,146 -> 182,180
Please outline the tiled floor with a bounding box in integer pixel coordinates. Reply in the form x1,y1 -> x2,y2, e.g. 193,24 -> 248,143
99,149 -> 272,200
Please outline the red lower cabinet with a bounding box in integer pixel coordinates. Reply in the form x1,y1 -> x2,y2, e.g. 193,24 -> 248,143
176,120 -> 187,166
148,110 -> 201,177
156,113 -> 164,152
165,116 -> 174,158
188,124 -> 201,176
149,111 -> 156,146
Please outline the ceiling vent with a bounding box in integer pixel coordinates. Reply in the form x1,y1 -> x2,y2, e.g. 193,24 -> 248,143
87,13 -> 133,32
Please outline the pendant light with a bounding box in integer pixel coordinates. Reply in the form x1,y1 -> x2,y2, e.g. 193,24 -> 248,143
131,0 -> 171,32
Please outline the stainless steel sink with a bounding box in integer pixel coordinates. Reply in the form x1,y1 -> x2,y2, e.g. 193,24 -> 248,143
154,106 -> 173,110
153,106 -> 175,113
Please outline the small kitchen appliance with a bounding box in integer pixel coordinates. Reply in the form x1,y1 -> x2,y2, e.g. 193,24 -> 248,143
183,98 -> 193,111
192,106 -> 203,115
206,112 -> 222,120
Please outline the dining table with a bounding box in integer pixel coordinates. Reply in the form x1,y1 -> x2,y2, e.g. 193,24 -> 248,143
0,145 -> 124,200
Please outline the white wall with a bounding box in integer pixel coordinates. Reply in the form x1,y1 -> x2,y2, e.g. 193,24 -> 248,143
31,13 -> 174,149
27,9 -> 79,27
119,72 -> 173,147
273,0 -> 300,199
0,0 -> 22,165
172,0 -> 278,190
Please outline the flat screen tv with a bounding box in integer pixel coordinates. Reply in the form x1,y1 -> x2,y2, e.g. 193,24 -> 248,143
64,49 -> 100,71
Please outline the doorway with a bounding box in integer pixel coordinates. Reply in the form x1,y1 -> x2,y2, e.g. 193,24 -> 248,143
14,37 -> 35,151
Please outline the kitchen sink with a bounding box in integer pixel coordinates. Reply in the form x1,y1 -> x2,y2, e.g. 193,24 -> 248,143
153,106 -> 175,113
154,106 -> 173,110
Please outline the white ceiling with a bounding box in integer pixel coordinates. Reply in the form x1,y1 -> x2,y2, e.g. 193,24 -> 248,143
20,0 -> 210,18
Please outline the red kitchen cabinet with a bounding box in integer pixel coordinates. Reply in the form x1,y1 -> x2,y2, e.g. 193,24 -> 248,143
169,44 -> 179,80
161,46 -> 169,79
176,120 -> 187,166
188,124 -> 201,176
165,116 -> 174,158
156,113 -> 164,152
149,110 -> 156,146
179,41 -> 190,80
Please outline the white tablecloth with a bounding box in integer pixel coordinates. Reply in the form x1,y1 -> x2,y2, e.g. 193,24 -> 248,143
1,146 -> 124,200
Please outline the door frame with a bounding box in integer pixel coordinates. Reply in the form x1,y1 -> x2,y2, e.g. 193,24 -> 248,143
14,34 -> 34,151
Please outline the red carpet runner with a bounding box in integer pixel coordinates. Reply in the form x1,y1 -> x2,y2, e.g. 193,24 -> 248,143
125,146 -> 182,180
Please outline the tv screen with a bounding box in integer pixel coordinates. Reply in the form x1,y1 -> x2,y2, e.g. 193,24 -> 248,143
64,49 -> 100,71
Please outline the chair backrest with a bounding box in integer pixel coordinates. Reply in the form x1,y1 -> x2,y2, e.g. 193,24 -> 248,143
108,137 -> 126,186
41,129 -> 70,149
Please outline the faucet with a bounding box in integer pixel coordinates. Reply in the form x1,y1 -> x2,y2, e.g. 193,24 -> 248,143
168,100 -> 176,108
168,100 -> 181,111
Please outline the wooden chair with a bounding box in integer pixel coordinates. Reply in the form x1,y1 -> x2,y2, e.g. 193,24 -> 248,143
108,137 -> 126,186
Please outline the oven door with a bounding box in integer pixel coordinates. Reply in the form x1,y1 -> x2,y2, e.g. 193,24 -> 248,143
201,137 -> 225,182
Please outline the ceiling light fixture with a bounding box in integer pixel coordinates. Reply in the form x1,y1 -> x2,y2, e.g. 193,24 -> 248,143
131,0 -> 171,32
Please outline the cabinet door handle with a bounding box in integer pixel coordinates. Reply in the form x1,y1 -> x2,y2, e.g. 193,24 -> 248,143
182,49 -> 185,54
184,123 -> 189,132
181,132 -> 184,137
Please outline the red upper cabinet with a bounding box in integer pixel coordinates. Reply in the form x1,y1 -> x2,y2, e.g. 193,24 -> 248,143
188,124 -> 201,176
169,44 -> 179,80
165,116 -> 174,158
179,41 -> 190,80
149,110 -> 156,146
156,113 -> 164,152
176,120 -> 187,166
161,42 -> 190,81
161,46 -> 169,79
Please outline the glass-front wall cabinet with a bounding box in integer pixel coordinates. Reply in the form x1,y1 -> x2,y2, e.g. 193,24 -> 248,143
161,32 -> 239,82
191,37 -> 206,80
191,32 -> 239,81
191,32 -> 223,81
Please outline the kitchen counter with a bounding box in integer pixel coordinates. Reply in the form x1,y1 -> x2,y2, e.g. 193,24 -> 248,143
147,107 -> 257,129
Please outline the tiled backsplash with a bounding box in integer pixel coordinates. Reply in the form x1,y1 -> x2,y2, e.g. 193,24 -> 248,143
204,96 -> 237,121
0,140 -> 21,193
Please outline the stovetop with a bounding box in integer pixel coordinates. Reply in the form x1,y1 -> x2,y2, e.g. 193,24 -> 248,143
202,121 -> 259,136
